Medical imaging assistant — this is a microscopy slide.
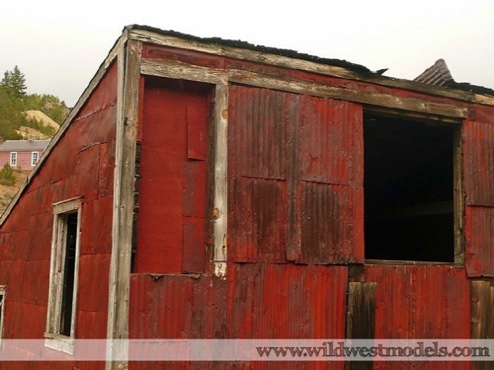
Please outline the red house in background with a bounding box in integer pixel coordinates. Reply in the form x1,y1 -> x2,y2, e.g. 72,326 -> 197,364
0,25 -> 493,369
0,139 -> 50,170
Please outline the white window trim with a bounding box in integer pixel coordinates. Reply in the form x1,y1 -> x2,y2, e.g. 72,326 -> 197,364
45,197 -> 82,355
31,151 -> 39,166
0,285 -> 5,350
9,152 -> 17,167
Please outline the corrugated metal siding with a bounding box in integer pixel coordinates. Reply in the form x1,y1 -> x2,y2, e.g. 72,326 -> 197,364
463,120 -> 494,206
129,273 -> 228,370
300,96 -> 358,185
300,183 -> 353,263
228,177 -> 287,262
365,265 -> 470,370
465,206 -> 494,277
229,263 -> 347,339
366,265 -> 470,339
463,119 -> 494,276
229,264 -> 347,370
0,61 -> 118,370
228,86 -> 290,180
228,85 -> 363,264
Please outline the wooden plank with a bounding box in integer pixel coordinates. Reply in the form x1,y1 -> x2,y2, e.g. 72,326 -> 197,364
129,28 -> 483,105
213,85 -> 228,277
345,282 -> 376,370
365,105 -> 462,124
475,94 -> 494,106
141,58 -> 227,85
229,69 -> 468,119
471,280 -> 493,370
106,38 -> 142,370
453,128 -> 464,265
141,57 -> 468,120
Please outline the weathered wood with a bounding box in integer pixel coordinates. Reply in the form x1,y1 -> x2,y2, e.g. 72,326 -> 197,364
365,259 -> 456,266
345,282 -> 377,370
475,94 -> 494,106
228,69 -> 468,119
213,85 -> 228,277
365,105 -> 462,124
106,38 -> 142,370
454,128 -> 464,265
129,28 -> 486,105
379,200 -> 454,218
471,280 -> 494,370
141,58 -> 227,85
140,56 -> 467,119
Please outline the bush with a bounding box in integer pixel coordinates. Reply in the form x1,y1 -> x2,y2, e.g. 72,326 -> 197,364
0,163 -> 16,186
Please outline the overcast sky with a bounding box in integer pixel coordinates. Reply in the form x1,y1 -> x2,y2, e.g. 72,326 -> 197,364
2,0 -> 493,107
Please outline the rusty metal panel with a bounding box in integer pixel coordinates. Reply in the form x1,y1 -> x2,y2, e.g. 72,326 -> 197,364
229,85 -> 294,180
187,98 -> 208,160
129,273 -> 227,369
300,182 -> 355,264
136,79 -> 210,273
229,263 -> 347,341
366,265 -> 471,370
465,206 -> 494,277
300,97 -> 361,185
0,60 -> 118,368
182,216 -> 206,273
365,265 -> 470,338
129,273 -> 228,337
228,177 -> 287,262
463,119 -> 494,206
228,86 -> 364,264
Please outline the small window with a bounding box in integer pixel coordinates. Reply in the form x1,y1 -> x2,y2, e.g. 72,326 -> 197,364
9,152 -> 17,167
0,286 -> 5,349
364,114 -> 460,263
31,151 -> 39,166
45,198 -> 82,354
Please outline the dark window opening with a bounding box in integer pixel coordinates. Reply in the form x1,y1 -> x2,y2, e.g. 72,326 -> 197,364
60,212 -> 77,336
364,114 -> 456,262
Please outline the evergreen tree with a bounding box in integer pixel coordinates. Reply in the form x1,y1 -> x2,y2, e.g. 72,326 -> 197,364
1,66 -> 27,99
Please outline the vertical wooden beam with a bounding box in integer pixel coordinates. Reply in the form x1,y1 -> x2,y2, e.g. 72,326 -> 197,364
471,280 -> 494,370
106,37 -> 141,369
454,125 -> 464,265
345,281 -> 377,370
213,85 -> 228,277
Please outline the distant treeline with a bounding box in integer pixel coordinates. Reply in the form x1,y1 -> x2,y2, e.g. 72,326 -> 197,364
0,66 -> 68,141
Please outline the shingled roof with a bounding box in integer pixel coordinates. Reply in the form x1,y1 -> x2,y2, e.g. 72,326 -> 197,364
0,140 -> 51,152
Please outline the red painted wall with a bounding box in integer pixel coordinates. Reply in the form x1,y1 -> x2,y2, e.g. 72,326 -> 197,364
228,86 -> 363,264
130,65 -> 479,369
0,60 -> 118,370
2,39 -> 492,369
134,77 -> 210,274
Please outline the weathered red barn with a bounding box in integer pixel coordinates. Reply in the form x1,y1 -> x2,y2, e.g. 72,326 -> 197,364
0,25 -> 493,369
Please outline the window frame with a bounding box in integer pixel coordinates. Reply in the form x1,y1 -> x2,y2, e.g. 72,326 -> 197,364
45,197 -> 82,354
9,152 -> 17,167
31,151 -> 39,166
0,286 -> 5,350
363,108 -> 464,265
